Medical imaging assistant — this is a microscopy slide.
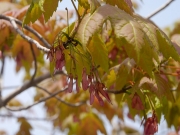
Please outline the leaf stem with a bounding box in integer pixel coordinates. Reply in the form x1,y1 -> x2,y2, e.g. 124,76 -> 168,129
0,113 -> 58,121
36,85 -> 86,107
5,87 -> 67,111
1,71 -> 66,108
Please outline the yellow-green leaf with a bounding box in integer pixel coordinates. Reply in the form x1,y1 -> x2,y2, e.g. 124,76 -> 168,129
104,69 -> 116,88
157,30 -> 180,62
78,0 -> 89,9
23,0 -> 44,25
104,0 -> 133,15
43,0 -> 59,22
76,5 -> 161,76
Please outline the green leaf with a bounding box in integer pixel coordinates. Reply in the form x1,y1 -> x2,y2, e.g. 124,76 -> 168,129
115,58 -> 135,90
87,34 -> 109,71
136,16 -> 180,63
64,45 -> 91,83
139,75 -> 174,102
23,0 -> 44,25
77,0 -> 90,9
154,96 -> 168,122
157,30 -> 180,62
76,4 -> 160,76
154,74 -> 175,102
112,19 -> 159,76
43,0 -> 59,22
23,0 -> 60,25
135,16 -> 159,52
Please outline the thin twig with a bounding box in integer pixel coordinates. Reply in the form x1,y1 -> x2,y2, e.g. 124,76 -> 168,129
1,71 -> 65,107
5,87 -> 68,111
30,43 -> 37,81
107,86 -> 132,94
0,15 -> 50,52
71,9 -> 87,38
36,85 -> 86,107
0,113 -> 58,121
71,0 -> 80,21
0,51 -> 5,98
147,0 -> 175,19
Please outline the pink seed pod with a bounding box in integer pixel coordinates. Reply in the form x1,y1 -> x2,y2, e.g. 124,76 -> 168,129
144,112 -> 158,135
82,68 -> 89,90
67,74 -> 73,93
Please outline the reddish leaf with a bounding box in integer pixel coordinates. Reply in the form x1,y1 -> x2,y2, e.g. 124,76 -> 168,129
76,113 -> 107,135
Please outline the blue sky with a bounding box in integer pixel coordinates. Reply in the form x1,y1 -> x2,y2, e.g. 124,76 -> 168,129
1,0 -> 180,135
136,0 -> 180,28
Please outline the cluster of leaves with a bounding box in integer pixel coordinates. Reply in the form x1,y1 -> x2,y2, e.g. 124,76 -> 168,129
1,0 -> 180,135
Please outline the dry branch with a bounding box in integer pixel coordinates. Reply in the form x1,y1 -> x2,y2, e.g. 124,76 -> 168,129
5,87 -> 67,111
36,85 -> 86,107
0,15 -> 51,52
1,71 -> 65,108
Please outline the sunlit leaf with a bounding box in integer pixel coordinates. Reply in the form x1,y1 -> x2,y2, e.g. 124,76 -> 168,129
76,4 -> 179,76
23,0 -> 44,25
103,0 -> 133,14
78,0 -> 89,9
157,30 -> 180,62
104,69 -> 116,88
43,0 -> 59,22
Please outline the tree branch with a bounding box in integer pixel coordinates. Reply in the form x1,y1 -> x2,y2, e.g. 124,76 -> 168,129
0,15 -> 50,52
146,0 -> 175,19
71,0 -> 80,22
5,87 -> 67,111
0,113 -> 58,121
30,43 -> 37,81
0,51 -> 5,98
107,86 -> 132,94
1,71 -> 65,108
36,85 -> 86,107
